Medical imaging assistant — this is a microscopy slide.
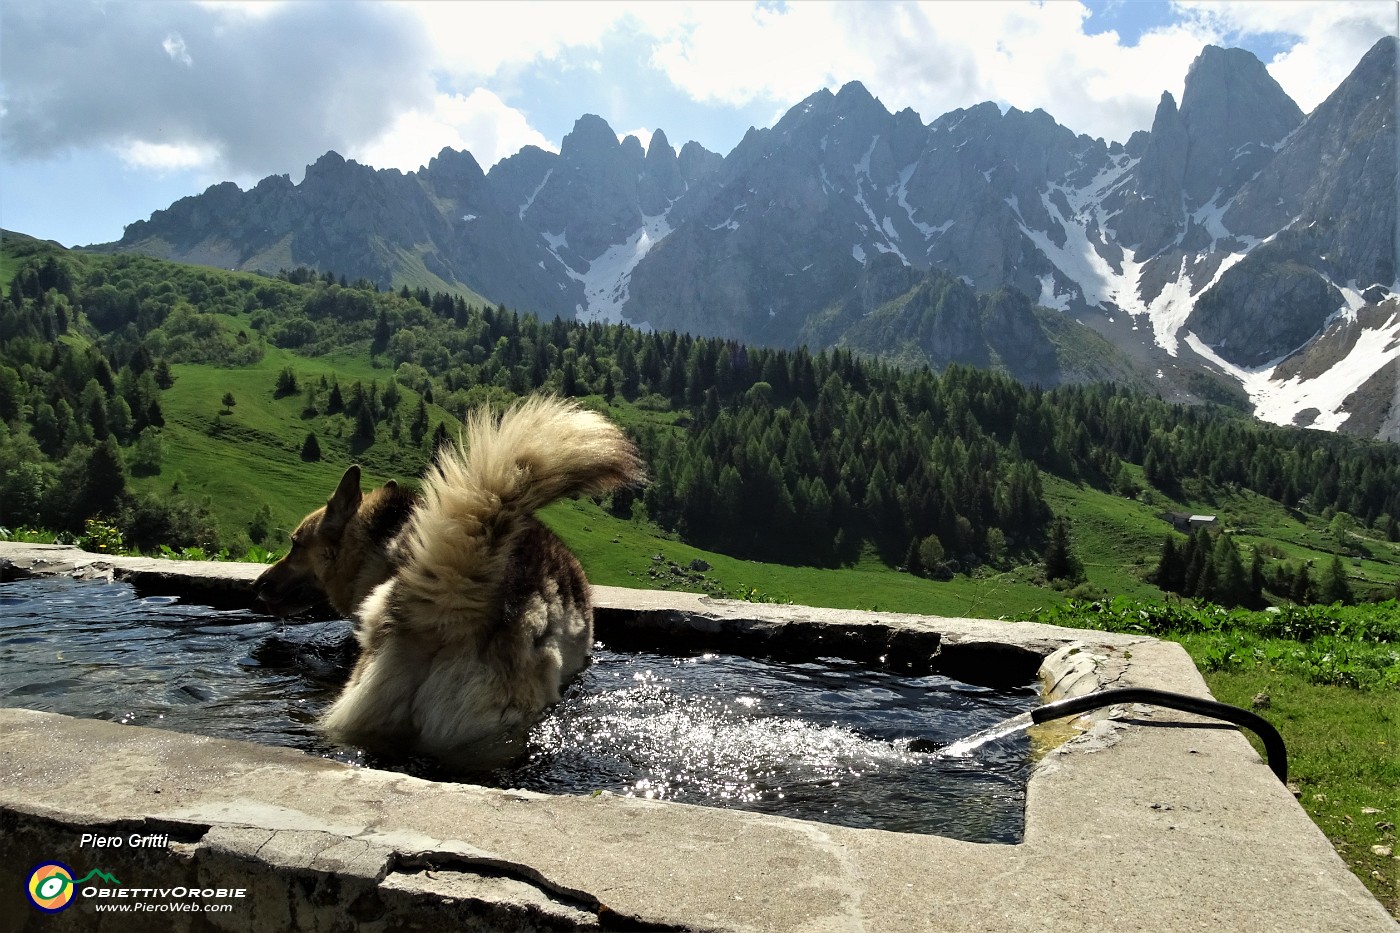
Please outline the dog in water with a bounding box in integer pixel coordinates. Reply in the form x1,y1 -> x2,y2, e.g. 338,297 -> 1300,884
255,395 -> 644,770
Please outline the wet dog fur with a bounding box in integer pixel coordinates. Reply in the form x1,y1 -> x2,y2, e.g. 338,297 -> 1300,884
255,395 -> 644,770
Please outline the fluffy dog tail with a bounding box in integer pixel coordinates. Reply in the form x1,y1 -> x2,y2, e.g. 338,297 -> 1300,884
391,395 -> 644,626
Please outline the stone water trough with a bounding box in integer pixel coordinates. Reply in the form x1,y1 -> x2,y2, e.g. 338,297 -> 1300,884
1,541 -> 1394,931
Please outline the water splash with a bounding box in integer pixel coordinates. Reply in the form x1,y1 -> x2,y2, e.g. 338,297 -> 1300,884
928,711 -> 1035,758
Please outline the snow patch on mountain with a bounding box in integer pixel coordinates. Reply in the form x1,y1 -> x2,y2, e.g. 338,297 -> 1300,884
849,137 -> 910,262
1037,273 -> 1070,312
1018,183 -> 1130,312
1012,155 -> 1279,358
1184,299 -> 1400,431
1337,280 -> 1380,318
1191,191 -> 1231,242
574,209 -> 674,324
519,169 -> 553,221
855,137 -> 878,178
894,164 -> 949,241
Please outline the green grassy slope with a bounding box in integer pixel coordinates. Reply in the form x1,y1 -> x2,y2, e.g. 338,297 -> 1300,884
143,354 -> 1065,617
136,349 -> 1400,619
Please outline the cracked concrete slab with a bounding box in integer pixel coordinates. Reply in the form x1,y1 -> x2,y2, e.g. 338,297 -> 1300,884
1,544 -> 1395,930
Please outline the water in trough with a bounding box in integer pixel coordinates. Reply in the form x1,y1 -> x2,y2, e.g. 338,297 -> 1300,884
0,576 -> 1038,842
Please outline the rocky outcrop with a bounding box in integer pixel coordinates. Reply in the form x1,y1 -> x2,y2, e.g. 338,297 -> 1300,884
810,268 -> 1141,387
1176,46 -> 1304,207
1190,258 -> 1346,366
514,114 -> 646,261
1224,35 -> 1396,267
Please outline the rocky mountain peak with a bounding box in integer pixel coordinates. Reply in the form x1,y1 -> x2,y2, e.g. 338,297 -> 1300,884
1177,45 -> 1302,205
1105,46 -> 1303,262
834,80 -> 878,109
639,128 -> 684,214
1135,91 -> 1188,201
619,133 -> 645,162
303,149 -> 349,179
1225,34 -> 1396,239
771,82 -> 890,145
1194,34 -> 1398,369
677,140 -> 722,186
646,129 -> 676,162
420,146 -> 488,212
424,146 -> 484,183
252,174 -> 293,194
1181,44 -> 1298,126
560,113 -> 628,164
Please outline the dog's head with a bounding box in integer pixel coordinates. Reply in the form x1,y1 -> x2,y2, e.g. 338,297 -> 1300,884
255,465 -> 367,617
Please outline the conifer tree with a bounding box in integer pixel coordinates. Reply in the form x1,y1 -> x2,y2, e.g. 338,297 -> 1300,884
1043,517 -> 1084,584
903,537 -> 922,576
430,423 -> 452,459
1182,528 -> 1210,596
1318,555 -> 1353,606
274,367 -> 298,398
1249,548 -> 1267,607
1291,563 -> 1313,604
1153,534 -> 1186,593
410,398 -> 429,447
1209,533 -> 1250,607
71,438 -> 126,528
354,406 -> 376,443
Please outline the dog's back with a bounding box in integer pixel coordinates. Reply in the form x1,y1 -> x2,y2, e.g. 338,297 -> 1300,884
321,396 -> 644,769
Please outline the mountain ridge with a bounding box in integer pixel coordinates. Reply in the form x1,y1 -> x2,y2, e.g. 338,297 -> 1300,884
91,37 -> 1399,439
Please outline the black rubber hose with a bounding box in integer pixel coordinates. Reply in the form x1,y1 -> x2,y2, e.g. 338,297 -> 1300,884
1033,687 -> 1288,784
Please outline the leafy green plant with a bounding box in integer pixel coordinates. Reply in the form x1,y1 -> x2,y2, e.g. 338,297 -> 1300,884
241,545 -> 283,564
79,518 -> 126,554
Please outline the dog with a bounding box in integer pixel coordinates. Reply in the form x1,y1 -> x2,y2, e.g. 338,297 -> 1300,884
255,395 -> 645,770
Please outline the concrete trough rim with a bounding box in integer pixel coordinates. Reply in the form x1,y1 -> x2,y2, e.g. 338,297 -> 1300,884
1,542 -> 1394,931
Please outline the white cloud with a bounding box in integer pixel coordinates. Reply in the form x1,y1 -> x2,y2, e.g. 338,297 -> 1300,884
618,126 -> 655,151
564,0 -> 1394,144
114,139 -> 220,171
352,89 -> 557,172
2,1 -> 434,177
402,1 -> 650,80
647,2 -> 857,108
191,0 -> 285,18
162,32 -> 193,67
625,1 -> 1226,143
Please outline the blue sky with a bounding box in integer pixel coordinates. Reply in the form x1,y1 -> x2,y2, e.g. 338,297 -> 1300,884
2,1 -> 1395,248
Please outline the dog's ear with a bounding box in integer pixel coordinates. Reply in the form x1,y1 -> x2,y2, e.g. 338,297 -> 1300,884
323,465 -> 363,536
383,480 -> 399,493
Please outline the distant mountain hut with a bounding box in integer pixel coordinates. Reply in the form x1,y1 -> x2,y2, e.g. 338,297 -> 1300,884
1162,512 -> 1218,533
